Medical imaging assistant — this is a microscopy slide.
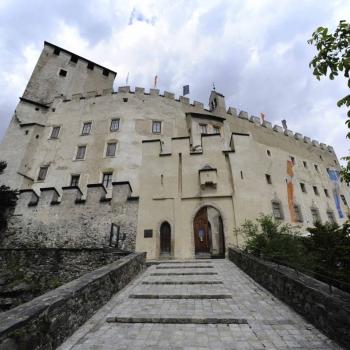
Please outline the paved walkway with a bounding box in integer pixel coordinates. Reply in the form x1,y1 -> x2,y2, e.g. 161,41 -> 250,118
58,259 -> 342,350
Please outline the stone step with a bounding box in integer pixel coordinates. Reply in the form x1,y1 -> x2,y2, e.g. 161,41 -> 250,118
129,294 -> 232,299
156,266 -> 213,269
149,260 -> 213,265
150,272 -> 218,276
141,281 -> 223,285
106,316 -> 248,324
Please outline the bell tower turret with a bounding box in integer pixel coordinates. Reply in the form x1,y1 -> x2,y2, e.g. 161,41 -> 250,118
209,90 -> 226,115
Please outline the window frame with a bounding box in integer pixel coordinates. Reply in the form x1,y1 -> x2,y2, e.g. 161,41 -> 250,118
152,120 -> 162,134
50,126 -> 61,139
70,174 -> 80,187
106,142 -> 117,157
293,204 -> 303,223
110,118 -> 120,132
326,210 -> 336,224
199,124 -> 208,134
102,172 -> 113,189
37,166 -> 48,181
81,122 -> 92,136
265,174 -> 272,184
75,145 -> 87,160
313,186 -> 319,196
300,183 -> 307,193
324,188 -> 329,197
213,126 -> 221,134
59,69 -> 67,77
311,207 -> 321,224
272,200 -> 283,220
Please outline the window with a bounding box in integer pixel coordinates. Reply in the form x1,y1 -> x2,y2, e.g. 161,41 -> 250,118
199,124 -> 207,134
76,146 -> 86,160
70,55 -> 78,63
340,195 -> 348,206
50,126 -> 60,139
81,122 -> 92,135
59,69 -> 67,77
37,166 -> 48,181
314,164 -> 319,172
53,47 -> 60,55
327,210 -> 336,224
70,174 -> 80,187
152,121 -> 161,134
106,142 -> 117,157
87,62 -> 94,70
320,155 -> 323,161
326,168 -> 330,174
313,186 -> 319,196
102,69 -> 109,77
293,204 -> 303,223
110,118 -> 120,132
102,172 -> 113,188
311,207 -> 321,224
213,126 -> 220,134
267,150 -> 271,156
303,161 -> 307,168
272,201 -> 283,220
240,171 -> 243,179
290,156 -> 295,165
300,183 -> 306,193
324,189 -> 329,197
265,174 -> 272,184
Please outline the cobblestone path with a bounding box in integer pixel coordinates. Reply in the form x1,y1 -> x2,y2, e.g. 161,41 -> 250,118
58,259 -> 342,350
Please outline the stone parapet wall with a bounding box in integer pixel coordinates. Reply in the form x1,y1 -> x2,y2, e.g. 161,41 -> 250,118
0,252 -> 146,350
0,182 -> 138,250
228,247 -> 350,349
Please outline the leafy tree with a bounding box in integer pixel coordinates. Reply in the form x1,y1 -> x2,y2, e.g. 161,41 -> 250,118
308,20 -> 350,181
0,161 -> 19,229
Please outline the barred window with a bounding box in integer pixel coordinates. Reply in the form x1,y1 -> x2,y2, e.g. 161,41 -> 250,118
37,166 -> 48,181
110,118 -> 120,132
106,142 -> 117,157
50,126 -> 60,139
70,174 -> 80,187
76,146 -> 86,160
311,207 -> 321,224
272,201 -> 283,220
293,204 -> 303,223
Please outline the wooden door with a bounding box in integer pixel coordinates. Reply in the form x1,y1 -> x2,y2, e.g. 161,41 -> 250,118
160,222 -> 171,254
193,207 -> 210,253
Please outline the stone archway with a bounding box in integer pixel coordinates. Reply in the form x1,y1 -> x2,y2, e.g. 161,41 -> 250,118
193,206 -> 225,258
160,221 -> 171,255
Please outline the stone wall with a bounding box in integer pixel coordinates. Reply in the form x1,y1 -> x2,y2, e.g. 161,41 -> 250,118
0,248 -> 128,312
0,182 -> 138,250
228,247 -> 350,349
0,252 -> 146,350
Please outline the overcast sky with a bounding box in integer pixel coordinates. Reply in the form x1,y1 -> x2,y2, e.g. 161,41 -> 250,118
0,0 -> 349,160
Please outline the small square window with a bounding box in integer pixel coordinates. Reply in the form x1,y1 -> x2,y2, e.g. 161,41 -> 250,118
311,208 -> 321,224
53,47 -> 60,55
293,204 -> 303,223
87,62 -> 94,70
76,146 -> 86,160
110,119 -> 120,132
102,172 -> 113,188
300,183 -> 306,193
265,174 -> 272,184
272,201 -> 283,220
70,55 -> 78,63
50,126 -> 60,139
81,122 -> 92,135
327,210 -> 336,224
152,121 -> 161,134
70,174 -> 80,187
314,164 -> 319,172
313,186 -> 319,196
59,69 -> 67,77
324,189 -> 329,197
37,166 -> 48,181
102,69 -> 109,77
106,142 -> 117,157
267,150 -> 271,156
213,126 -> 220,134
199,124 -> 207,134
303,161 -> 307,168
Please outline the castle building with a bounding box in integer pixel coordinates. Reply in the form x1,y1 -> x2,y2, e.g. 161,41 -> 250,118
0,42 -> 349,259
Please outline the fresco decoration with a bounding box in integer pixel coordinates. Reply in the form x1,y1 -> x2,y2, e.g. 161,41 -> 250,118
287,160 -> 297,222
328,169 -> 344,219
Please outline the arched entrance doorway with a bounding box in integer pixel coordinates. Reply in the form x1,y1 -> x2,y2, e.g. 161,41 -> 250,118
160,221 -> 171,255
193,206 -> 225,258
